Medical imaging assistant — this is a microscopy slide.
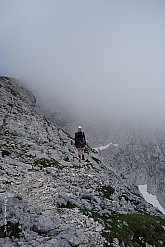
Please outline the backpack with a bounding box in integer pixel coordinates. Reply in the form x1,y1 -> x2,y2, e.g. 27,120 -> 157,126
75,131 -> 86,147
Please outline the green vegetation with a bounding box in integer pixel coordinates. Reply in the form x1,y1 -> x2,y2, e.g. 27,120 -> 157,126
97,185 -> 115,199
103,213 -> 165,247
55,180 -> 164,246
15,195 -> 23,200
81,209 -> 165,247
2,149 -> 11,157
0,221 -> 22,238
34,158 -> 63,169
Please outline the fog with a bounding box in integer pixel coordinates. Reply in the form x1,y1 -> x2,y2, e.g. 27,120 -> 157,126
1,0 -> 165,126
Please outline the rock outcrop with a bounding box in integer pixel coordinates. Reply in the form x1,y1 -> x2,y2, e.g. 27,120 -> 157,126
0,77 -> 165,247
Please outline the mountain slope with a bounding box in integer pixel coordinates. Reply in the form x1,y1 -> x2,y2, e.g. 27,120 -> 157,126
0,77 -> 165,247
100,132 -> 165,212
42,98 -> 165,215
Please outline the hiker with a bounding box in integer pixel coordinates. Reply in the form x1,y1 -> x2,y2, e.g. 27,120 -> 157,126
75,126 -> 86,161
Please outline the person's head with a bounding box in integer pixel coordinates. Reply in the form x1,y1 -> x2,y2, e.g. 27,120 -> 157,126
78,126 -> 82,132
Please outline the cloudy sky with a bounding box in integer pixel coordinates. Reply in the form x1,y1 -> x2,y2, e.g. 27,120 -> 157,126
0,0 -> 165,124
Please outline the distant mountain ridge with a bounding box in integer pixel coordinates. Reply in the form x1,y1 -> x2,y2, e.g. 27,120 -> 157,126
0,76 -> 165,247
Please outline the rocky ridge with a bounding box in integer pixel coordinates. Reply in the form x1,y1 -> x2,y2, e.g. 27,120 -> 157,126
0,77 -> 165,247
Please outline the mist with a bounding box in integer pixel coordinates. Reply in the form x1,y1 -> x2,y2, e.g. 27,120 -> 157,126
1,0 -> 165,127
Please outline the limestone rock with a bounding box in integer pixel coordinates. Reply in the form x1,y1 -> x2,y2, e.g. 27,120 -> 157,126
0,77 -> 164,247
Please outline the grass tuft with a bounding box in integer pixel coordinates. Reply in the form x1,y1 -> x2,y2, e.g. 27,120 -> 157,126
34,158 -> 63,169
2,149 -> 11,157
0,221 -> 22,238
81,209 -> 165,247
97,185 -> 115,199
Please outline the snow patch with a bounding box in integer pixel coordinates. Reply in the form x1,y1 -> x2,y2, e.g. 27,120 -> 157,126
113,144 -> 119,147
138,184 -> 165,215
96,142 -> 118,151
98,142 -> 112,150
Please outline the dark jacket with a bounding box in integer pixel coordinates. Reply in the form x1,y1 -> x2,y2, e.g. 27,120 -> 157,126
75,131 -> 86,148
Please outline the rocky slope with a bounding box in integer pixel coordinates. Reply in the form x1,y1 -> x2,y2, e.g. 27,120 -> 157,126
100,131 -> 165,212
40,101 -> 165,215
0,76 -> 165,247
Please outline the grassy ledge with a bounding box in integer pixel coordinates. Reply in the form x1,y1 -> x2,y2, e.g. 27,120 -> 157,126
34,158 -> 63,169
81,209 -> 165,246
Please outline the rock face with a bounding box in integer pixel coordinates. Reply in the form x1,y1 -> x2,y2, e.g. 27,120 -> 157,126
100,132 -> 165,211
0,76 -> 165,247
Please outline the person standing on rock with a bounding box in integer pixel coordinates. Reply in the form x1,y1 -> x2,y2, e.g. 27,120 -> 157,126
75,126 -> 86,161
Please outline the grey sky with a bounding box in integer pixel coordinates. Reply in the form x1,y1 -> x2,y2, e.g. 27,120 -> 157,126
0,0 -> 165,124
